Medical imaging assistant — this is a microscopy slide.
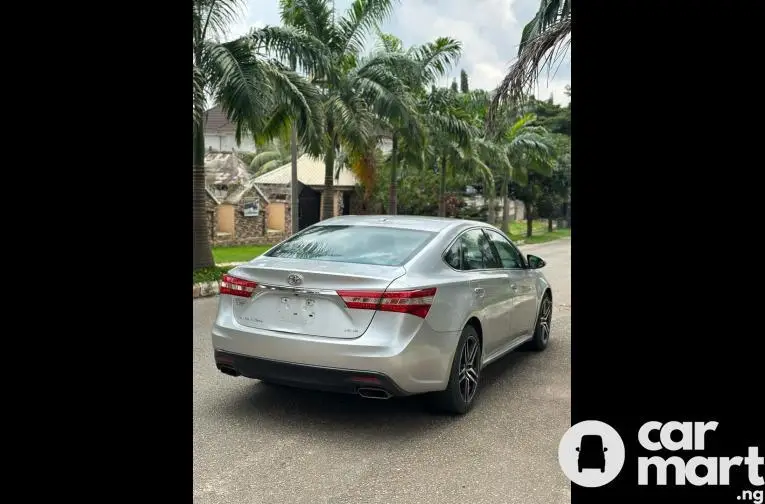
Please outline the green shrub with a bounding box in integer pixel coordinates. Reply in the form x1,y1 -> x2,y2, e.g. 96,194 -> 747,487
193,265 -> 232,284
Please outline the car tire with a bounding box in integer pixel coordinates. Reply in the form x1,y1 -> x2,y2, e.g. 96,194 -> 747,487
428,325 -> 482,415
526,293 -> 552,351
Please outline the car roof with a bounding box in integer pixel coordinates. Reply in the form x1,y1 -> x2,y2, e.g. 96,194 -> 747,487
318,215 -> 488,233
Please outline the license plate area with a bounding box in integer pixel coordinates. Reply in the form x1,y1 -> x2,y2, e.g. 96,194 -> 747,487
278,294 -> 317,326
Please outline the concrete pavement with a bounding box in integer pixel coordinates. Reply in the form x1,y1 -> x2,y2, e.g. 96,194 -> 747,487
193,238 -> 571,504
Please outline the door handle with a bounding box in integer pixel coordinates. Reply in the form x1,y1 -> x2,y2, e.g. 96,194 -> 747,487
473,287 -> 486,298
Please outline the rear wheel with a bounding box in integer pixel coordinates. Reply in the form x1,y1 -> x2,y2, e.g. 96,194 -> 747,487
527,294 -> 552,351
428,325 -> 482,415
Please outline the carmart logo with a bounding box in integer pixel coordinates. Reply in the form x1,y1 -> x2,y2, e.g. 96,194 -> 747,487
558,420 -> 764,491
637,421 -> 763,487
558,420 -> 626,487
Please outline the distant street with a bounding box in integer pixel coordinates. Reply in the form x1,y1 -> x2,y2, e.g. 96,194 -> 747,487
193,238 -> 571,504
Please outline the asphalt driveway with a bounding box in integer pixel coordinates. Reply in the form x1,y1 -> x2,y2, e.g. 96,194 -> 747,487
193,238 -> 571,504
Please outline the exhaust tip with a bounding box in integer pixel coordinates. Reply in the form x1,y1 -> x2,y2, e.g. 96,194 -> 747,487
357,387 -> 392,400
217,365 -> 240,377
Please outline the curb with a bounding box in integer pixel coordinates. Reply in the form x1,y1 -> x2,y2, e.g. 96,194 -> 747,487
193,281 -> 220,299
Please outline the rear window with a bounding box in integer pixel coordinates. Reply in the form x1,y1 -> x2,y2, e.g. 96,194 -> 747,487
265,225 -> 436,266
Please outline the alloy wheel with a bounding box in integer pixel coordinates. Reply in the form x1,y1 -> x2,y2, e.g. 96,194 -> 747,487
539,297 -> 552,344
457,335 -> 480,403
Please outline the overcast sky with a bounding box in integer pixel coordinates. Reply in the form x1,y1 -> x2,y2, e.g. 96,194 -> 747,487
226,0 -> 570,105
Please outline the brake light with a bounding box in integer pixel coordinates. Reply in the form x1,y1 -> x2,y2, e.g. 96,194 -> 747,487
220,274 -> 258,297
336,288 -> 437,319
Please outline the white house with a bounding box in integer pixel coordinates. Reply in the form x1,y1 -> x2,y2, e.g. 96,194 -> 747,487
203,105 -> 257,153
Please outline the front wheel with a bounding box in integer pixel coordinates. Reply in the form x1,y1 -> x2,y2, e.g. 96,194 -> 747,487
428,325 -> 482,415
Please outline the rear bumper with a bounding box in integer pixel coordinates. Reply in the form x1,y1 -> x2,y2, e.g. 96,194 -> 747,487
211,301 -> 462,394
214,350 -> 410,396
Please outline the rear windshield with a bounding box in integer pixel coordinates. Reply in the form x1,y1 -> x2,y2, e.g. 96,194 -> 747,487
265,225 -> 436,266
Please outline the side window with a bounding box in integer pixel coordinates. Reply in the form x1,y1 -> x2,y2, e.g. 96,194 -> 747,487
459,229 -> 502,270
444,240 -> 461,269
485,229 -> 525,269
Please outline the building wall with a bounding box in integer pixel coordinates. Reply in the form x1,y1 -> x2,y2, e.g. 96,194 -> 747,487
266,202 -> 286,231
333,190 -> 343,217
217,204 -> 235,234
232,197 -> 266,241
206,193 -> 219,241
204,133 -> 257,153
257,184 -> 291,234
465,195 -> 525,222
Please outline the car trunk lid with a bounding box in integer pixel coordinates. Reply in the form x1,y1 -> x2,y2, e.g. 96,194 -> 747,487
227,257 -> 406,339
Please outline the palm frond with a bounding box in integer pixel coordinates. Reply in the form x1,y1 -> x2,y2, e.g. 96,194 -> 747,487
352,55 -> 417,124
409,37 -> 463,86
335,0 -> 399,57
374,29 -> 403,53
488,17 -> 570,122
194,0 -> 245,42
250,150 -> 284,170
518,0 -> 571,54
254,158 -> 287,176
264,65 -> 326,155
251,25 -> 332,78
279,0 -> 335,45
203,38 -> 272,141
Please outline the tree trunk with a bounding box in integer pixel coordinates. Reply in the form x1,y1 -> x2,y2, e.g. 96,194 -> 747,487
564,199 -> 571,228
501,173 -> 510,233
193,119 -> 215,270
290,124 -> 299,234
547,217 -> 553,233
438,156 -> 447,217
388,133 -> 398,215
484,174 -> 494,226
322,126 -> 336,221
526,202 -> 533,238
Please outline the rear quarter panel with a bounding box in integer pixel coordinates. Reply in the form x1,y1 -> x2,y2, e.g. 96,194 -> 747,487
396,223 -> 484,333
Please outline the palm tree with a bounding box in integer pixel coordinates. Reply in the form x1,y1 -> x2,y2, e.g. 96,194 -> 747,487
279,0 -> 416,221
248,139 -> 293,177
498,113 -> 554,233
374,32 -> 463,214
459,89 -> 510,226
192,0 -> 328,269
488,0 -> 570,124
420,86 -> 482,217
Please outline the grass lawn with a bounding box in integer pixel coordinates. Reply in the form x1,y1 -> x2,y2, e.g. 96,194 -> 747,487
507,220 -> 571,245
193,265 -> 233,284
212,245 -> 273,264
193,245 -> 273,284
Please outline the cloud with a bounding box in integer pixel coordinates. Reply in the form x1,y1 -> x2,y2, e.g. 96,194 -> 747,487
229,0 -> 570,104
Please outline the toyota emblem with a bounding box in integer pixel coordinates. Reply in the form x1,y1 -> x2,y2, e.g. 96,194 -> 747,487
287,273 -> 303,286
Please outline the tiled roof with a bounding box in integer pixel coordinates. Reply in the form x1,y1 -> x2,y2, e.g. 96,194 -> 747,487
204,151 -> 250,186
225,181 -> 270,204
205,187 -> 221,205
252,154 -> 358,187
204,105 -> 235,133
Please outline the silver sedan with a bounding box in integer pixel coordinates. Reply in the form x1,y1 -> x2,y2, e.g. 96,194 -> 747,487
212,215 -> 553,414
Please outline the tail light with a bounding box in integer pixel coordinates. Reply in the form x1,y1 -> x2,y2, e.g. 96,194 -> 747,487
336,288 -> 437,319
220,274 -> 258,297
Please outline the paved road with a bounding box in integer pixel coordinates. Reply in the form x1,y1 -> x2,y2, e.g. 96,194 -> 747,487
193,238 -> 571,504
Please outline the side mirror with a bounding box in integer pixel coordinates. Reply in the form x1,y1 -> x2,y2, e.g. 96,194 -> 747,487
603,447 -> 608,452
527,254 -> 546,269
575,447 -> 580,452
